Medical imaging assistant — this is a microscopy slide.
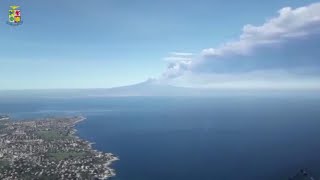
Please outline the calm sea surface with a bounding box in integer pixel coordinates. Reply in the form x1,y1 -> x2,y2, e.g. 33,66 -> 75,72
1,96 -> 320,180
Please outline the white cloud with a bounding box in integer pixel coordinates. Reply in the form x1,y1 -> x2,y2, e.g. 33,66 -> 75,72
200,3 -> 320,58
163,56 -> 193,62
170,52 -> 194,56
167,69 -> 320,90
162,52 -> 194,78
160,2 -> 320,89
163,52 -> 194,62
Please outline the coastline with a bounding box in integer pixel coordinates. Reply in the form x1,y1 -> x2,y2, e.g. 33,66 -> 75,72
0,115 -> 119,180
103,156 -> 120,179
72,116 -> 119,180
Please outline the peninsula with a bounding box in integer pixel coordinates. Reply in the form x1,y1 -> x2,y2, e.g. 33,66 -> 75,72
0,116 -> 118,180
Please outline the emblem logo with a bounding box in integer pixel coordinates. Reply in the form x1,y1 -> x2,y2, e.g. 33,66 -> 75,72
7,6 -> 23,26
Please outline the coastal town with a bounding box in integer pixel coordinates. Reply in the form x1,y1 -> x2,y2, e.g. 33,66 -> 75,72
0,115 -> 118,180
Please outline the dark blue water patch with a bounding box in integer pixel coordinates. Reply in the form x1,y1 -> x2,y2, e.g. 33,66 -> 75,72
74,96 -> 320,180
1,96 -> 320,179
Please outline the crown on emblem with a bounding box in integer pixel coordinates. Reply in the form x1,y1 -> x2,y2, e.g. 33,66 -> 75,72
10,6 -> 20,10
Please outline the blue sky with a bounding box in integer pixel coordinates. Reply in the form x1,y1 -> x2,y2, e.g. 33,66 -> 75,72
0,0 -> 319,89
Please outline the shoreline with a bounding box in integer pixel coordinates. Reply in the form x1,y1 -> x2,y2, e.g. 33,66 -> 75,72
72,116 -> 119,180
0,115 -> 119,180
103,156 -> 120,179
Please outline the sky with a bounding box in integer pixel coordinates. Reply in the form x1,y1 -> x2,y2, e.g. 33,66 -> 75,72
0,0 -> 319,90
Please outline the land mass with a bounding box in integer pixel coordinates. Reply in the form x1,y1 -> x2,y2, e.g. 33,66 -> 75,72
0,116 -> 118,180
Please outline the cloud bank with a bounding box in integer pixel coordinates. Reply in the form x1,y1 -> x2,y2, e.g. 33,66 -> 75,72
161,3 -> 320,89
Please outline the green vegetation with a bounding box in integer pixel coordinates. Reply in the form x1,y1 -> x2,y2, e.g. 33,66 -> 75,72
0,160 -> 10,168
23,174 -> 60,180
0,121 -> 8,130
36,130 -> 73,141
48,152 -> 86,161
37,174 -> 60,180
0,124 -> 7,130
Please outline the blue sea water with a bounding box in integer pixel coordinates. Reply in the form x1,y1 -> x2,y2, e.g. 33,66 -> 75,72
1,96 -> 320,180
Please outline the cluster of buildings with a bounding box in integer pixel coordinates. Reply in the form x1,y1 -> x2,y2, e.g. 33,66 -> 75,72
0,116 -> 118,180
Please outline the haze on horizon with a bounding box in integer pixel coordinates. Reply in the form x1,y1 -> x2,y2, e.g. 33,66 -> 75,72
1,0 -> 320,91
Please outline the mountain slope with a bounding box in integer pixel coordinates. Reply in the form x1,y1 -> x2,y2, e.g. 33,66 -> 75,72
92,79 -> 204,96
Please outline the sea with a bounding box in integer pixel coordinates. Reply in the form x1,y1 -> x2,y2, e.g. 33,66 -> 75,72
1,95 -> 320,180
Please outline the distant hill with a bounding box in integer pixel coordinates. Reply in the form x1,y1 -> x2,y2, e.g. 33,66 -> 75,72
0,80 -> 207,98
91,79 -> 205,97
1,79 -> 319,98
